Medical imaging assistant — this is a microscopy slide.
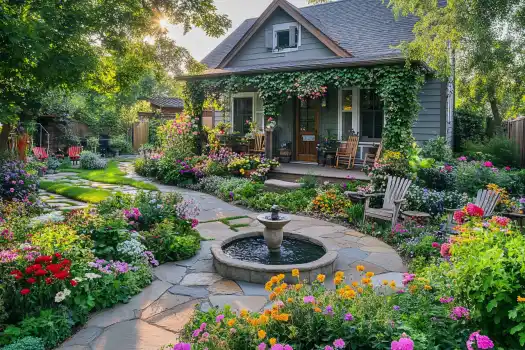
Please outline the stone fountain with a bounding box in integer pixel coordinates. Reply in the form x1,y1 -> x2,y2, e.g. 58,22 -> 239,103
256,205 -> 291,252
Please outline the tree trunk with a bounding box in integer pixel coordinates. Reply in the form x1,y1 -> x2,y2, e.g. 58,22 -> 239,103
0,124 -> 12,152
486,85 -> 501,137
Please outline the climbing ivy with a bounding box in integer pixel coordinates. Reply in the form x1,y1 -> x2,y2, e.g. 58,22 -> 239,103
184,64 -> 426,152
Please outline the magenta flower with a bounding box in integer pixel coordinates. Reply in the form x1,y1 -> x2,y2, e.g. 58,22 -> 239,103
216,314 -> 225,323
450,306 -> 470,320
483,161 -> 493,167
258,343 -> 266,350
432,242 -> 441,249
303,295 -> 316,304
173,343 -> 191,350
439,296 -> 454,304
270,345 -> 284,350
333,339 -> 345,349
191,329 -> 200,337
283,346 -> 292,350
344,313 -> 354,321
402,273 -> 415,285
391,334 -> 414,350
199,322 -> 207,331
324,347 -> 334,350
505,166 -> 511,171
458,156 -> 467,161
466,331 -> 494,350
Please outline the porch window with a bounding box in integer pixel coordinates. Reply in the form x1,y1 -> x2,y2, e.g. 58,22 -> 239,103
341,89 -> 353,140
360,89 -> 384,140
233,97 -> 253,136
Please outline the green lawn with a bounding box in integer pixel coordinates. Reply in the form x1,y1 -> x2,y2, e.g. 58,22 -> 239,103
61,161 -> 158,191
40,181 -> 112,203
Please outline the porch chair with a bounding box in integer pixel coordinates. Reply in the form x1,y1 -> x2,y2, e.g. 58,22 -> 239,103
363,175 -> 412,229
248,133 -> 265,155
32,147 -> 48,161
364,142 -> 383,166
445,189 -> 500,230
335,135 -> 359,169
68,146 -> 83,164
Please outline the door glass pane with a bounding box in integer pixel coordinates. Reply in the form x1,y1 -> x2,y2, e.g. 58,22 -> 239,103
342,90 -> 352,111
299,99 -> 317,132
360,89 -> 384,139
342,112 -> 353,140
233,97 -> 253,136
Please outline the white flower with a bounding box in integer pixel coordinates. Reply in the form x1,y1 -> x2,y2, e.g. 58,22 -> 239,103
85,273 -> 102,279
64,288 -> 71,297
73,277 -> 84,283
55,290 -> 69,303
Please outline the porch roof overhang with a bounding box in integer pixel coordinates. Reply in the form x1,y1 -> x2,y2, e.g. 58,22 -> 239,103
178,53 -> 407,81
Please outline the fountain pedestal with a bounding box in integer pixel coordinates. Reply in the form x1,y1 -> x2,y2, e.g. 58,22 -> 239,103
256,214 -> 291,252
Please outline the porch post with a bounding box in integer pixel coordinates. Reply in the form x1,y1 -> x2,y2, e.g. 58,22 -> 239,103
265,130 -> 273,159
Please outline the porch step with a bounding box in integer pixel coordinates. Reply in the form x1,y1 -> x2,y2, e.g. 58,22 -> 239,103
263,179 -> 302,193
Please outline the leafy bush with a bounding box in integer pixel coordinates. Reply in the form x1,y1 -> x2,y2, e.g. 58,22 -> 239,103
298,174 -> 317,189
453,107 -> 486,151
30,223 -> 91,255
46,157 -> 62,172
406,185 -> 469,217
346,203 -> 364,224
417,166 -> 456,191
245,188 -> 316,213
1,336 -> 45,350
420,137 -> 453,162
109,135 -> 133,154
308,188 -> 352,217
464,136 -> 520,167
143,219 -> 200,263
453,160 -> 513,196
0,161 -> 39,200
132,191 -> 184,230
86,136 -> 99,152
79,151 -> 107,170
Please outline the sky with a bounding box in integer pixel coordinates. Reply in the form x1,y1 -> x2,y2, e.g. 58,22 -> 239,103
166,0 -> 311,61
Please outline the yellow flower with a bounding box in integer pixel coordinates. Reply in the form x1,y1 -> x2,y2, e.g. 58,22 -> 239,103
259,314 -> 269,324
277,274 -> 285,281
351,281 -> 359,288
382,280 -> 389,285
361,277 -> 371,285
258,330 -> 266,339
517,296 -> 525,302
317,274 -> 326,283
269,292 -> 277,300
295,284 -> 303,291
343,289 -> 356,299
334,277 -> 343,285
389,280 -> 397,288
292,269 -> 299,277
356,265 -> 365,272
409,285 -> 418,293
287,297 -> 293,303
270,338 -> 277,346
271,276 -> 278,283
240,309 -> 248,317
265,282 -> 273,291
227,319 -> 236,327
240,168 -> 245,174
314,307 -> 322,313
335,271 -> 345,278
365,271 -> 375,278
424,285 -> 432,291
357,287 -> 364,294
280,283 -> 288,290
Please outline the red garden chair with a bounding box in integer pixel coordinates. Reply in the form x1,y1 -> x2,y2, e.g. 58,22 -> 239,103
68,146 -> 82,164
32,147 -> 48,161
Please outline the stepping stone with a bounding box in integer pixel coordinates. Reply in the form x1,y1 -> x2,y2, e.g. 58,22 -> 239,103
199,301 -> 212,312
60,327 -> 102,347
57,346 -> 90,350
147,300 -> 200,333
364,252 -> 406,273
208,280 -> 243,295
235,281 -> 268,296
358,236 -> 392,248
345,230 -> 365,238
349,260 -> 387,276
153,264 -> 187,284
263,179 -> 301,193
209,295 -> 267,312
140,293 -> 192,319
360,246 -> 396,253
168,285 -> 209,299
188,259 -> 215,273
180,273 -> 222,286
335,248 -> 369,270
92,319 -> 177,350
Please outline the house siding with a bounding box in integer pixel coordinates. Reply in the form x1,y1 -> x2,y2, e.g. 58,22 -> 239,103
413,78 -> 446,143
227,8 -> 336,68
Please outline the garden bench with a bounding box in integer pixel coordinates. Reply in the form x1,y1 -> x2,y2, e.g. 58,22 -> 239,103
445,189 -> 500,230
362,175 -> 412,229
32,147 -> 48,161
335,135 -> 358,169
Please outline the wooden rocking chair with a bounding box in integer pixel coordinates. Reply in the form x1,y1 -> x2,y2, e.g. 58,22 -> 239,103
364,142 -> 382,166
249,133 -> 265,155
363,176 -> 412,229
335,135 -> 359,169
445,189 -> 500,230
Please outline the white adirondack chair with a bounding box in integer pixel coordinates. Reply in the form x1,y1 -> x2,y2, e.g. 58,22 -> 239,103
446,189 -> 500,229
363,176 -> 412,229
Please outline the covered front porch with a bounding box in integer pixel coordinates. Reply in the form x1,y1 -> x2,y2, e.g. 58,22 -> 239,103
269,162 -> 369,183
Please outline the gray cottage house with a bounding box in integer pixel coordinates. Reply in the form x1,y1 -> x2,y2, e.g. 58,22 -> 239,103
187,0 -> 450,163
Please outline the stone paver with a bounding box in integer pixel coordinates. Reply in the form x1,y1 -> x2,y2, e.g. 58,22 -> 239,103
61,327 -> 102,347
180,273 -> 223,286
153,264 -> 188,284
168,285 -> 210,298
147,300 -> 199,332
140,294 -> 192,319
235,281 -> 268,296
208,280 -> 243,295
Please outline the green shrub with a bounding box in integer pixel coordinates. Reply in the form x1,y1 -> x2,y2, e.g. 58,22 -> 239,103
97,192 -> 134,213
464,136 -> 520,167
143,220 -> 200,263
346,203 -> 364,224
79,151 -> 107,170
2,337 -> 45,350
298,174 -> 317,189
109,135 -> 133,154
453,161 -> 514,196
416,166 -> 456,191
453,107 -> 486,151
420,136 -> 453,162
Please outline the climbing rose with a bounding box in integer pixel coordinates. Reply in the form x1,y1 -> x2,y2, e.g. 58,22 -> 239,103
391,334 -> 414,350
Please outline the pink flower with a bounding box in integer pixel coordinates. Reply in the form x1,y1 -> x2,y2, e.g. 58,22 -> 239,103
458,156 -> 467,161
505,166 -> 511,171
324,347 -> 334,350
402,273 -> 415,285
391,334 -> 414,350
215,314 -> 225,323
9,188 -> 14,193
432,242 -> 441,249
173,343 -> 191,350
268,117 -> 274,122
491,216 -> 510,227
466,331 -> 494,350
466,203 -> 484,217
258,343 -> 266,350
450,306 -> 470,320
303,295 -> 315,304
454,210 -> 466,224
439,296 -> 454,304
483,161 -> 493,167
333,339 -> 345,349
440,243 -> 451,258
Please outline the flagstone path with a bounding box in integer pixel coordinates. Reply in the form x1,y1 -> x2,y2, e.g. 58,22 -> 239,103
53,161 -> 407,350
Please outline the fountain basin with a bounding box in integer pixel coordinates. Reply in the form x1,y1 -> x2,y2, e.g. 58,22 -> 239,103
212,231 -> 338,284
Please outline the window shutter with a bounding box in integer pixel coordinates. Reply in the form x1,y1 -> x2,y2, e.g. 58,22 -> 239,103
289,25 -> 297,47
265,29 -> 273,50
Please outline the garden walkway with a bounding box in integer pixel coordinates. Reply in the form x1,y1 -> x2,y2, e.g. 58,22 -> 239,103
55,162 -> 407,350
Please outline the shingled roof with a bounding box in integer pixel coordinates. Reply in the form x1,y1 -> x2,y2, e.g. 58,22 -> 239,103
149,97 -> 184,109
201,0 -> 417,72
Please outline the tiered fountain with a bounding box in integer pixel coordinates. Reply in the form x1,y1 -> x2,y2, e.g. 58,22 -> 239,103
211,205 -> 337,284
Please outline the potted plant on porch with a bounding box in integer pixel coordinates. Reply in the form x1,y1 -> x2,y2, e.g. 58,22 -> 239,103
316,134 -> 339,166
278,141 -> 292,163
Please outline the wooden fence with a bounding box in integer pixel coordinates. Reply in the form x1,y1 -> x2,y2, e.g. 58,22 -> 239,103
507,117 -> 525,167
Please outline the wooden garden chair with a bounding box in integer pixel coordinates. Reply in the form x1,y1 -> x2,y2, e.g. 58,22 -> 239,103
445,189 -> 500,230
364,142 -> 382,166
68,146 -> 82,164
249,133 -> 265,155
363,175 -> 412,229
32,147 -> 48,161
335,135 -> 359,169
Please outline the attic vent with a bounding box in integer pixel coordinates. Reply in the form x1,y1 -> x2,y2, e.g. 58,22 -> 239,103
270,22 -> 301,53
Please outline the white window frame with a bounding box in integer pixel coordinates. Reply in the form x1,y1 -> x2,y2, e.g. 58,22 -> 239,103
230,92 -> 264,133
337,87 -> 360,140
272,22 -> 301,53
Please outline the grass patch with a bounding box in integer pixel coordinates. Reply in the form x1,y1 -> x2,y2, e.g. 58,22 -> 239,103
60,161 -> 158,191
202,215 -> 252,232
40,181 -> 112,203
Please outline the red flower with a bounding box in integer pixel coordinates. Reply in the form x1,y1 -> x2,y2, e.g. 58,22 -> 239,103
70,279 -> 78,287
26,277 -> 36,284
54,252 -> 62,259
453,210 -> 466,224
432,242 -> 441,249
466,203 -> 484,217
20,288 -> 30,295
45,277 -> 53,285
10,269 -> 22,277
35,255 -> 52,264
32,264 -> 42,270
46,264 -> 62,273
34,269 -> 47,276
61,259 -> 71,267
25,266 -> 34,274
53,271 -> 69,280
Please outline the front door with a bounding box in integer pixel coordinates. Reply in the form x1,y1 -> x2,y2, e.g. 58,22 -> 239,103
296,99 -> 320,162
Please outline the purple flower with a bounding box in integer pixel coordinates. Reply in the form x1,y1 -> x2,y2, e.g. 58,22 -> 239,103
450,306 -> 470,320
344,313 -> 353,321
216,314 -> 225,323
439,296 -> 454,304
258,343 -> 266,350
173,343 -> 191,350
192,329 -> 201,337
323,305 -> 334,316
199,322 -> 207,331
333,339 -> 345,349
391,335 -> 414,350
325,347 -> 334,350
303,295 -> 316,304
393,305 -> 400,311
466,331 -> 494,350
458,156 -> 467,161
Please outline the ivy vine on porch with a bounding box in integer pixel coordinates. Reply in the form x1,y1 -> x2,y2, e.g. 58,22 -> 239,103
184,64 -> 427,152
